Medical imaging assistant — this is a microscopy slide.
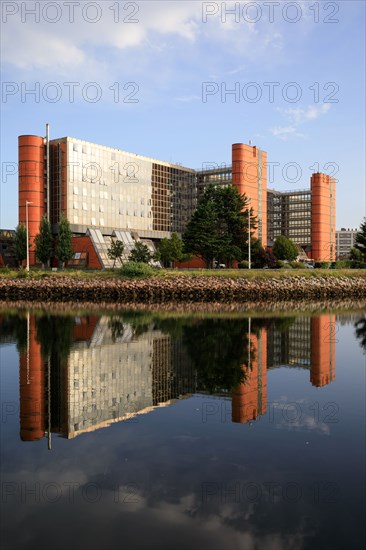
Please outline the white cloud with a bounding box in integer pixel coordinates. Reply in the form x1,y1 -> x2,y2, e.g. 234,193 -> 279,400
1,0 -> 287,84
269,126 -> 305,141
270,104 -> 331,140
284,104 -> 331,125
175,95 -> 201,102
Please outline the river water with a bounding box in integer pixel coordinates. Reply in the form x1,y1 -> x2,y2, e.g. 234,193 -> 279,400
0,306 -> 365,550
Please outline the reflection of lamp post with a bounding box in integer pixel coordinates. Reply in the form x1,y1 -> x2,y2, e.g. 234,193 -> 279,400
248,197 -> 251,269
26,310 -> 30,385
26,201 -> 33,271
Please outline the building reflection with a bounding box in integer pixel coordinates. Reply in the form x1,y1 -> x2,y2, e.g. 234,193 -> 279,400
16,313 -> 336,442
231,315 -> 336,424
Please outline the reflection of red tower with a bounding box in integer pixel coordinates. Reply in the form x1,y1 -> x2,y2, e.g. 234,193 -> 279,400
310,315 -> 336,387
232,328 -> 267,423
19,315 -> 45,441
18,135 -> 45,265
232,143 -> 267,246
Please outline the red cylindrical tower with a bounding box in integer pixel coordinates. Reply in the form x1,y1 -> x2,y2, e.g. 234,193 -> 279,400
18,135 -> 45,265
311,173 -> 336,262
19,315 -> 45,441
232,143 -> 267,246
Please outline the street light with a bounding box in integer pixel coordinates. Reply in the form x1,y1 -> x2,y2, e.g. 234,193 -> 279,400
25,201 -> 33,271
248,196 -> 251,269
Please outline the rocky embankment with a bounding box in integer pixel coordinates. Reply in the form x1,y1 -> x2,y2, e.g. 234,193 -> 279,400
1,275 -> 366,303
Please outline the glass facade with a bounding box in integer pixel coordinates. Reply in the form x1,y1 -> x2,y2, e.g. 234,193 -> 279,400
50,137 -> 196,238
267,189 -> 311,249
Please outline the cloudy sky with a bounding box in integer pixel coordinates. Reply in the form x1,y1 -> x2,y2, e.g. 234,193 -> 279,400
1,0 -> 365,229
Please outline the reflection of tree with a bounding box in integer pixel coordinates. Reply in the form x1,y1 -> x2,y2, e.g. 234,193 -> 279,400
253,316 -> 296,333
110,311 -> 152,337
182,318 -> 255,393
354,316 -> 366,352
0,313 -> 28,353
36,315 -> 74,362
108,317 -> 125,342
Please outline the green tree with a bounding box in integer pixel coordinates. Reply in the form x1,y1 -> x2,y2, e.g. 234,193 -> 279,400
273,235 -> 298,261
129,241 -> 152,263
350,247 -> 362,261
35,215 -> 53,269
56,214 -> 73,268
158,232 -> 187,267
107,239 -> 124,268
14,223 -> 28,267
355,219 -> 366,259
183,185 -> 256,267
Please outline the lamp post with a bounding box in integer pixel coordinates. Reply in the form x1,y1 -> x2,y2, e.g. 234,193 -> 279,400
248,196 -> 251,269
25,201 -> 33,271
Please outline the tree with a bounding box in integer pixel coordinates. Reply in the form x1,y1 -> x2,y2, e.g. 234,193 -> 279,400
350,247 -> 362,261
183,185 -> 257,267
107,239 -> 124,268
273,235 -> 298,261
355,219 -> 366,259
14,223 -> 27,267
158,232 -> 187,267
129,241 -> 152,263
56,214 -> 73,268
35,215 -> 53,269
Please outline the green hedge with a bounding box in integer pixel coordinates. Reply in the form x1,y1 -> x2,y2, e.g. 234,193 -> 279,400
119,261 -> 154,278
289,261 -> 307,269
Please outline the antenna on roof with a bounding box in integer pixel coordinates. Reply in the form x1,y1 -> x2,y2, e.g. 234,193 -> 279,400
249,140 -> 252,145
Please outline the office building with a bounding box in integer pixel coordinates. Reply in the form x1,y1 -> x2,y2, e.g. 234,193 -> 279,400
18,132 -> 336,267
336,228 -> 359,259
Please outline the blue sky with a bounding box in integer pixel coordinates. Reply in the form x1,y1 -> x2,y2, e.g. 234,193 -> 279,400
1,0 -> 365,229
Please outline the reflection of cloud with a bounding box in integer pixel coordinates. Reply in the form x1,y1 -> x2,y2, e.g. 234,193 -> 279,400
270,405 -> 331,435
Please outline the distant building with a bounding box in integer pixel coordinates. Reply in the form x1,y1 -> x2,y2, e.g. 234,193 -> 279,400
336,228 -> 359,259
0,229 -> 16,267
18,131 -> 336,267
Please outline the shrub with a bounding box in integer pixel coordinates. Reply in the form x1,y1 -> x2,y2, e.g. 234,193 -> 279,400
332,260 -> 352,269
16,269 -> 30,278
314,262 -> 330,269
238,260 -> 249,269
289,261 -> 307,269
119,261 -> 154,278
276,260 -> 287,268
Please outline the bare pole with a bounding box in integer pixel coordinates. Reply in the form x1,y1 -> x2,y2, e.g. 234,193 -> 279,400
248,196 -> 251,269
47,355 -> 52,450
26,201 -> 33,271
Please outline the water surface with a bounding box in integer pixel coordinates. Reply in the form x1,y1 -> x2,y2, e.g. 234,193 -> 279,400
0,307 -> 365,550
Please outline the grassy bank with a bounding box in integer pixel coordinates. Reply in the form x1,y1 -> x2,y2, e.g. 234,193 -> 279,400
1,268 -> 366,303
1,267 -> 366,280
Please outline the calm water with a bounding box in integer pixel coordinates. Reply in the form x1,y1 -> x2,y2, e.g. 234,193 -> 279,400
0,307 -> 365,550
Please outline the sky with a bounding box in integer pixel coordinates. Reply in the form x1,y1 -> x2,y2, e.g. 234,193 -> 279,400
1,0 -> 365,230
